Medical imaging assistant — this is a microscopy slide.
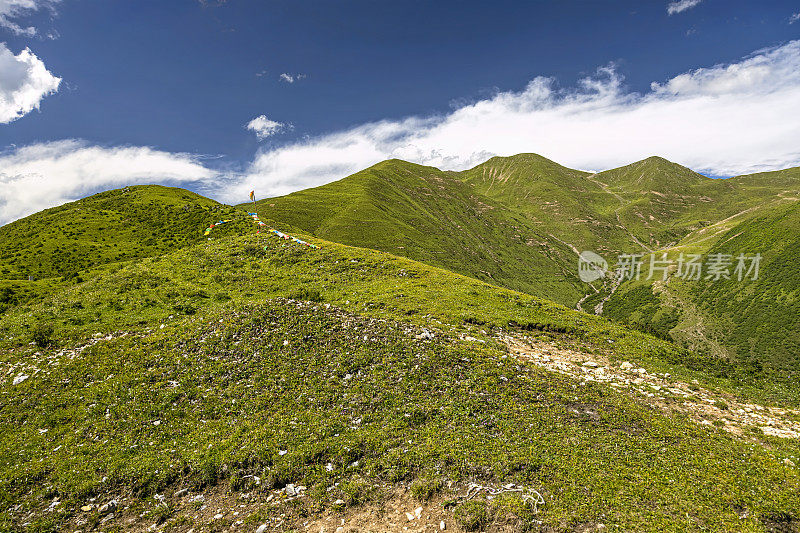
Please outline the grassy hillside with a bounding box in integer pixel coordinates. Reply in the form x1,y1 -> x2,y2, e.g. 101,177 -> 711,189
255,156 -> 797,307
2,230 -> 800,532
459,154 -> 635,256
0,185 -> 242,282
604,193 -> 800,382
256,155 -> 800,383
253,159 -> 590,305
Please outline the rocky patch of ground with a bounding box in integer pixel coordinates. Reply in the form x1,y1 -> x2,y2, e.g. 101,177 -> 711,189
503,334 -> 800,445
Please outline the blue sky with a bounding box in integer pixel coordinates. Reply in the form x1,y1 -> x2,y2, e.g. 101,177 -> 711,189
1,0 -> 799,223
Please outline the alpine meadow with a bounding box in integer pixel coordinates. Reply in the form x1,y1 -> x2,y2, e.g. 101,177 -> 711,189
2,1 -> 800,532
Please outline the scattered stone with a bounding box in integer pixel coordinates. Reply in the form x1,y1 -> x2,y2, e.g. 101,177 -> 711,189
285,484 -> 296,497
81,504 -> 93,512
582,361 -> 599,368
405,511 -> 415,521
414,506 -> 423,519
175,488 -> 189,497
12,374 -> 28,385
98,500 -> 117,514
620,361 -> 634,370
256,524 -> 267,533
440,520 -> 447,530
416,329 -> 434,340
784,458 -> 796,467
213,513 -> 223,519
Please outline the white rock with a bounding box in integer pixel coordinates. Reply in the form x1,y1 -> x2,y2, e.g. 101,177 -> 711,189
98,500 -> 117,514
13,374 -> 28,385
256,524 -> 267,533
440,520 -> 447,530
620,361 -> 634,370
582,361 -> 599,368
405,512 -> 415,521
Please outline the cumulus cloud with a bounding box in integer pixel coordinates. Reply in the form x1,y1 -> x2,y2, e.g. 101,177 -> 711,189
0,0 -> 57,36
667,0 -> 703,15
0,43 -> 60,123
0,140 -> 216,224
215,40 -> 800,202
246,115 -> 285,139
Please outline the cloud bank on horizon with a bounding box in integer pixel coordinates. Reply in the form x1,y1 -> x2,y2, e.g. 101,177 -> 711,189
0,141 -> 214,224
222,39 -> 800,202
2,39 -> 800,224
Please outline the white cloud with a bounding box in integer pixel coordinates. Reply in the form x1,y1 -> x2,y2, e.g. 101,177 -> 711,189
246,115 -> 285,139
216,40 -> 800,202
0,140 -> 216,224
4,41 -> 800,226
0,0 -> 57,36
0,43 -> 60,123
667,0 -> 702,15
279,72 -> 305,83
790,12 -> 800,24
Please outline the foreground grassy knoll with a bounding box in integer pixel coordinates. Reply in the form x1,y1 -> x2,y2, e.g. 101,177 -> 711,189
2,230 -> 799,532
